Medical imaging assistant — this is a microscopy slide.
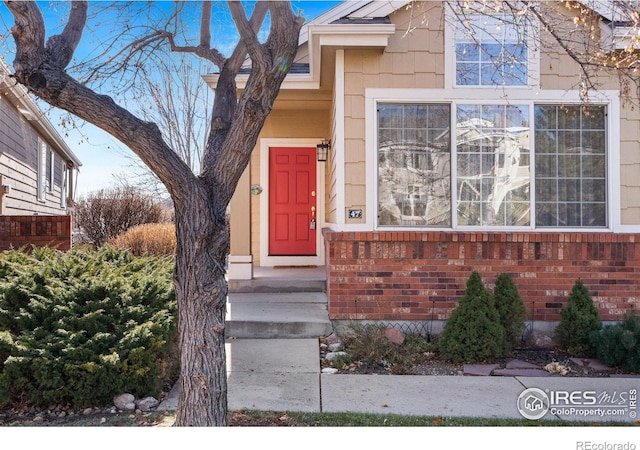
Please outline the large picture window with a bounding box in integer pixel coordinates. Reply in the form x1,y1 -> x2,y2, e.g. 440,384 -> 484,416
376,102 -> 608,229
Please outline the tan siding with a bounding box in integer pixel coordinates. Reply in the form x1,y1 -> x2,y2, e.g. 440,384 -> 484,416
341,2 -> 447,212
620,102 -> 640,224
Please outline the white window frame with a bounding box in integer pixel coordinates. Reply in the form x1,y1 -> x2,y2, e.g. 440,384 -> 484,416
37,138 -> 47,203
444,4 -> 540,90
46,147 -> 55,194
365,88 -> 620,233
61,162 -> 68,209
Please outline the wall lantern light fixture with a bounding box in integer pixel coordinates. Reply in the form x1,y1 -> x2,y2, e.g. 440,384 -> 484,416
316,139 -> 331,162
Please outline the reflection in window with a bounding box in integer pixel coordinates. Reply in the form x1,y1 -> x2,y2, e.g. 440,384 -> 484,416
456,104 -> 530,226
378,104 -> 451,226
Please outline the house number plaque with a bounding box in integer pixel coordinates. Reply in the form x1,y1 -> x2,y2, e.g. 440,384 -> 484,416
348,209 -> 363,219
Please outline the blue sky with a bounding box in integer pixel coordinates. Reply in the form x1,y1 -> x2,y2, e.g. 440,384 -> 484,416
0,1 -> 341,196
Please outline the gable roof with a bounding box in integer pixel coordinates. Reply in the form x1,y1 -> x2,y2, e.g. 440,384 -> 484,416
0,59 -> 82,168
205,0 -> 637,91
298,0 -> 409,46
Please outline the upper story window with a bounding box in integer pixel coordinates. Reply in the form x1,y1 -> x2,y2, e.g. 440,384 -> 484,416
445,1 -> 539,89
455,14 -> 528,86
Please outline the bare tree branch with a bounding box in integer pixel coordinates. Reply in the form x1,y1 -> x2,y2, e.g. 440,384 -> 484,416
45,1 -> 87,69
6,1 -> 46,75
227,1 -> 269,71
199,0 -> 212,48
158,29 -> 227,67
199,1 -> 270,188
204,3 -> 304,206
228,1 -> 264,66
521,1 -> 599,93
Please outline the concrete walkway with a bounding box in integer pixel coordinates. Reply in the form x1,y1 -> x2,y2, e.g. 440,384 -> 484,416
157,337 -> 640,423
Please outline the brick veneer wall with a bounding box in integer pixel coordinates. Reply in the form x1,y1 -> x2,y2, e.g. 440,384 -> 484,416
323,230 -> 640,322
0,215 -> 72,251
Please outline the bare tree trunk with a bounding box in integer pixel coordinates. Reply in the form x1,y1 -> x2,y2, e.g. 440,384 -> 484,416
173,191 -> 229,426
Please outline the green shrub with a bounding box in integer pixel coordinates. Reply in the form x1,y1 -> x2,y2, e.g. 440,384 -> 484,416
597,313 -> 640,372
0,246 -> 177,408
438,272 -> 504,363
493,273 -> 527,352
554,279 -> 601,357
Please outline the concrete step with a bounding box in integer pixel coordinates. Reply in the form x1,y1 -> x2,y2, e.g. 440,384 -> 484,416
228,266 -> 326,294
228,278 -> 326,293
225,292 -> 332,339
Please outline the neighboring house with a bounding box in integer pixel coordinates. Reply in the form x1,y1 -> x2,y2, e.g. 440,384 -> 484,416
211,1 -> 640,328
0,58 -> 81,250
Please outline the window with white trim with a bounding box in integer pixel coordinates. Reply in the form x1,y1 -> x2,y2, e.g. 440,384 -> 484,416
378,103 -> 451,226
61,162 -> 68,209
534,105 -> 607,227
37,139 -> 47,202
47,147 -> 55,193
456,104 -> 530,226
455,14 -> 528,86
376,101 -> 608,229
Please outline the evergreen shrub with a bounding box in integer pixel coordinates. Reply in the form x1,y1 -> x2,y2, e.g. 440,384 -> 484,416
554,279 -> 601,357
438,271 -> 504,363
0,246 -> 177,408
597,313 -> 640,372
493,273 -> 527,352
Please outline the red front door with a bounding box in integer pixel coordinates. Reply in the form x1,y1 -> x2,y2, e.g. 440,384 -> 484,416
269,147 -> 317,256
